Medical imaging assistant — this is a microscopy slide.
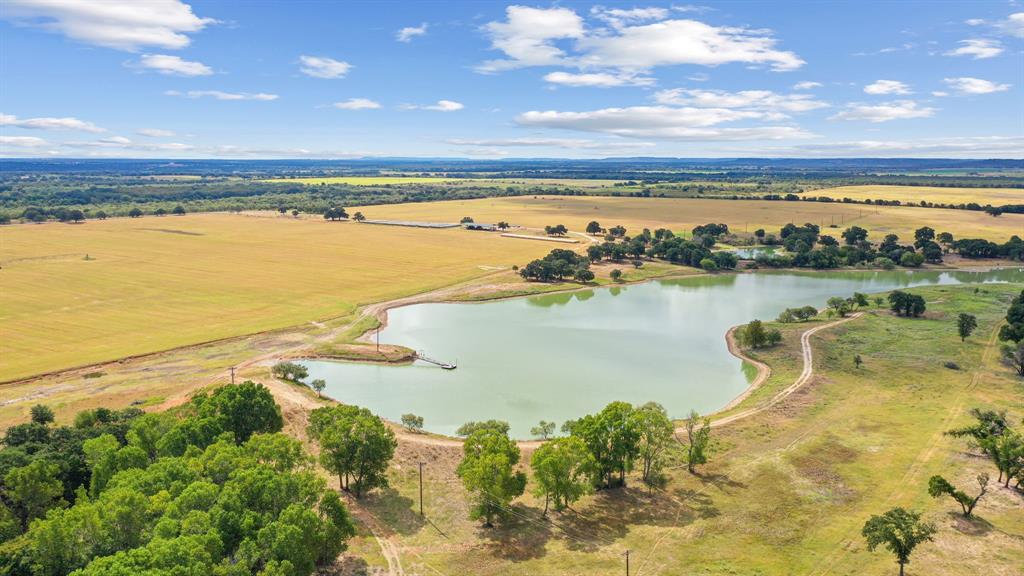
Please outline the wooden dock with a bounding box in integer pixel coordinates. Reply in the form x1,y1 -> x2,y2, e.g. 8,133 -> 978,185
416,351 -> 457,370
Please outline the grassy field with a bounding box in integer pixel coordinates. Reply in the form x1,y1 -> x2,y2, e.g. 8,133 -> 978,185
349,283 -> 1024,575
814,185 -> 1024,206
354,195 -> 1024,241
0,212 -> 554,381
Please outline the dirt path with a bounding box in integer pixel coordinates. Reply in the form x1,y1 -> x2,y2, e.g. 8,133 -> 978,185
706,312 -> 863,429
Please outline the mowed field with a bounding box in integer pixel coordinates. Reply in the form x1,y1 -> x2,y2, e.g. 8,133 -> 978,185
0,212 -> 553,381
814,185 -> 1024,206
354,195 -> 1024,240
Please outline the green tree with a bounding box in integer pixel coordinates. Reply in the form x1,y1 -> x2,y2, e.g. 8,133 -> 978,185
683,410 -> 712,474
456,420 -> 510,437
610,269 -> 623,282
861,508 -> 936,576
353,211 -> 366,222
565,401 -> 639,488
1003,342 -> 1024,376
585,221 -> 602,234
854,354 -> 863,369
198,381 -> 284,444
632,402 -> 674,483
457,427 -> 526,526
172,205 -> 186,215
309,405 -> 396,498
272,361 -> 308,382
827,296 -> 852,317
738,319 -> 772,348
30,404 -> 55,425
530,420 -> 555,440
530,436 -> 595,516
997,289 -> 1024,342
927,473 -> 988,517
852,292 -> 870,308
4,460 -> 64,531
128,207 -> 142,218
401,413 -> 424,433
957,313 -> 978,342
310,378 -> 326,398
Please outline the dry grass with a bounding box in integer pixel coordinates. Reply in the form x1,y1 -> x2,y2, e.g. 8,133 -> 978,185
813,185 -> 1024,206
353,195 -> 1024,242
0,212 -> 553,381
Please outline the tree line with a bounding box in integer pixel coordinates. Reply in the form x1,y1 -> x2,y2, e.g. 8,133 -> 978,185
0,382 -> 355,576
455,402 -> 712,526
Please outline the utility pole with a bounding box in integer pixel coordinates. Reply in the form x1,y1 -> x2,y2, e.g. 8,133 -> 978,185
418,462 -> 424,517
625,550 -> 630,576
230,366 -> 235,385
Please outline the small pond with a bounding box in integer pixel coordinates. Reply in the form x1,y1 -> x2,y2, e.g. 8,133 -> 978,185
301,269 -> 1024,438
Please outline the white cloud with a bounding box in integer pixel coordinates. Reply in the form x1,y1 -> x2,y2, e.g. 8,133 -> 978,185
477,6 -> 585,73
830,100 -> 936,123
134,53 -> 212,76
575,19 -> 804,72
793,81 -> 822,90
945,39 -> 1004,59
516,105 -> 813,140
590,6 -> 669,27
544,71 -> 654,87
2,0 -> 214,51
931,91 -> 949,97
165,90 -> 278,101
943,77 -> 1011,95
0,135 -> 49,147
965,18 -> 985,26
447,137 -> 656,150
402,99 -> 464,112
0,113 -> 104,132
864,80 -> 911,95
478,6 -> 803,75
136,128 -> 176,137
997,12 -> 1024,38
779,136 -> 1024,158
299,55 -> 351,79
333,98 -> 381,110
396,23 -> 428,42
653,89 -> 828,115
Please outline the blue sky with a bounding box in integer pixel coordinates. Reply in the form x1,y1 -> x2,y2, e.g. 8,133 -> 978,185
1,1 -> 1022,158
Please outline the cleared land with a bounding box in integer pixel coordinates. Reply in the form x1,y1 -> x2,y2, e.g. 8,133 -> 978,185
0,212 -> 553,381
814,185 -> 1024,206
354,195 -> 1024,241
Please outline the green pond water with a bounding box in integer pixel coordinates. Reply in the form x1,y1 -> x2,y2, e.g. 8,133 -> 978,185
302,269 -> 1024,438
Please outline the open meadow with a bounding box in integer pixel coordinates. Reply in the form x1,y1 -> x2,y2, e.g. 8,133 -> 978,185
354,195 -> 1024,241
0,212 -> 553,381
813,185 -> 1024,206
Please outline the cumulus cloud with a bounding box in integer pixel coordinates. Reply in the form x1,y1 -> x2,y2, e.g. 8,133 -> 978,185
997,12 -> 1024,38
863,80 -> 911,95
447,137 -> 656,150
396,23 -> 428,42
516,105 -> 813,140
830,100 -> 936,123
165,90 -> 278,101
299,55 -> 351,79
136,128 -> 176,137
1,0 -> 214,51
1,135 -> 49,147
653,89 -> 828,116
333,98 -> 381,110
945,39 -> 1004,59
793,81 -> 822,90
477,6 -> 803,75
777,136 -> 1024,158
0,113 -> 104,132
401,100 -> 464,112
943,77 -> 1011,94
477,6 -> 585,73
544,71 -> 654,87
134,53 -> 212,76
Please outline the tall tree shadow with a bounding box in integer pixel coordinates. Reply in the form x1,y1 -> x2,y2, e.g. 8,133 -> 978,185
477,503 -> 552,561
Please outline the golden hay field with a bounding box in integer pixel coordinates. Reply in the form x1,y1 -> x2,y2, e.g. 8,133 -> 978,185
354,195 -> 1024,240
813,185 -> 1024,206
258,176 -> 456,185
0,212 -> 552,381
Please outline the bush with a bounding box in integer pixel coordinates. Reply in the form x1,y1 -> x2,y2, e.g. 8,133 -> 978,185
699,258 -> 718,271
874,257 -> 896,270
943,361 -> 960,370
